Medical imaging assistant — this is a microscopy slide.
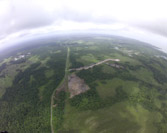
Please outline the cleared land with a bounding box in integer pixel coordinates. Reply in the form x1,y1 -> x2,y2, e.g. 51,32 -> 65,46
68,74 -> 90,98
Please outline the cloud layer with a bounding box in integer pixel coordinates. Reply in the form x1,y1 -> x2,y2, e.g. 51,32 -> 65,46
0,0 -> 167,50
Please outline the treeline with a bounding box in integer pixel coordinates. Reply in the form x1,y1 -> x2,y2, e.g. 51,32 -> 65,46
120,61 -> 143,71
77,65 -> 138,85
69,87 -> 102,111
69,85 -> 128,111
137,57 -> 167,84
69,54 -> 84,68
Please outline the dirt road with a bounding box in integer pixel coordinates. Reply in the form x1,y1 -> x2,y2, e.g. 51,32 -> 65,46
69,58 -> 120,71
50,47 -> 70,133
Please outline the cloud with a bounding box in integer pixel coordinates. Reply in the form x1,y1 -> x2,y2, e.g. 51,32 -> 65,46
0,0 -> 54,37
0,0 -> 167,46
135,19 -> 167,38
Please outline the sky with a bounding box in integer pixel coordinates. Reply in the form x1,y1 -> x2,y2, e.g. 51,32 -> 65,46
0,0 -> 167,52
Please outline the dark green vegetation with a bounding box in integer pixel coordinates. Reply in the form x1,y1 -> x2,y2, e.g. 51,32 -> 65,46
53,91 -> 66,131
0,35 -> 167,133
0,44 -> 67,132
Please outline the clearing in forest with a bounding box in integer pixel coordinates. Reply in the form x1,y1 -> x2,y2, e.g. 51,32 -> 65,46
68,74 -> 90,98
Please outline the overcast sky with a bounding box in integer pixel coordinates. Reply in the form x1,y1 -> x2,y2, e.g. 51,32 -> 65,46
0,0 -> 167,52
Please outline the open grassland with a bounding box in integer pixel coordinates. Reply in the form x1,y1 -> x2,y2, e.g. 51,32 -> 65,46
60,101 -> 160,133
96,78 -> 139,99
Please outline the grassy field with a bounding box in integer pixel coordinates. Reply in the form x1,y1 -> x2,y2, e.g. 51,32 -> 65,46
96,78 -> 139,99
60,101 -> 160,133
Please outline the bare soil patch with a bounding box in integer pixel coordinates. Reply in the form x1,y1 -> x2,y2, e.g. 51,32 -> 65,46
68,74 -> 90,98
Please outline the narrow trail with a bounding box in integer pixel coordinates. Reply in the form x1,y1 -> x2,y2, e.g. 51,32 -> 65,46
50,47 -> 70,133
69,58 -> 120,71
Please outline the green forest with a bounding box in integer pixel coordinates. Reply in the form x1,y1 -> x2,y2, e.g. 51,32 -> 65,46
0,35 -> 167,133
0,45 -> 67,132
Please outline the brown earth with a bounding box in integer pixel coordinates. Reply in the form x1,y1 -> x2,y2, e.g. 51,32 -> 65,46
68,74 -> 90,98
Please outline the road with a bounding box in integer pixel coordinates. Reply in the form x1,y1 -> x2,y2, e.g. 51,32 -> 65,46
69,58 -> 120,71
50,47 -> 70,133
50,50 -> 117,132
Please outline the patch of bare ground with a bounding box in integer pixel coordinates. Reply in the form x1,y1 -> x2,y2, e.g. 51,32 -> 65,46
68,74 -> 90,98
53,104 -> 57,108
